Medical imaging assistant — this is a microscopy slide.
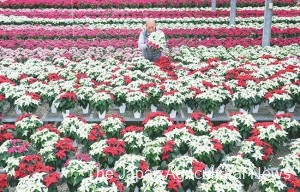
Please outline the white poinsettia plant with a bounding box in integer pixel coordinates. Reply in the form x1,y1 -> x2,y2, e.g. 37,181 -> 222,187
199,170 -> 244,192
209,124 -> 241,154
125,90 -> 149,113
100,114 -> 125,138
143,112 -> 173,139
185,112 -> 213,135
289,139 -> 300,154
76,86 -> 96,109
58,115 -> 87,140
218,155 -> 257,191
188,135 -> 223,167
15,114 -> 43,140
229,112 -> 256,139
264,89 -> 295,112
258,173 -> 287,192
90,90 -> 114,114
159,90 -> 185,114
232,87 -> 263,111
278,153 -> 300,176
273,113 -> 300,139
147,30 -> 166,53
14,92 -> 41,113
122,131 -> 150,154
253,122 -> 288,150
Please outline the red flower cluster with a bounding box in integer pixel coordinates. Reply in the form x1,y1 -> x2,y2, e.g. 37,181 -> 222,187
88,124 -> 105,142
120,125 -> 143,136
0,124 -> 15,144
47,73 -> 62,81
66,114 -> 87,123
265,89 -> 289,100
43,172 -> 60,188
280,172 -> 300,191
139,160 -> 148,173
163,124 -> 195,135
104,114 -> 125,123
162,170 -> 182,191
154,56 -> 177,78
7,139 -> 31,154
74,153 -> 90,162
142,112 -> 173,125
59,92 -> 77,102
93,170 -> 124,191
36,124 -> 60,135
14,155 -> 54,179
192,161 -> 206,177
54,137 -> 77,160
103,138 -> 125,157
190,112 -> 212,122
210,138 -> 223,152
275,113 -> 292,119
0,94 -> 5,102
25,92 -> 41,100
0,174 -> 9,190
210,123 -> 239,132
161,140 -> 176,160
140,82 -> 157,91
253,122 -> 283,132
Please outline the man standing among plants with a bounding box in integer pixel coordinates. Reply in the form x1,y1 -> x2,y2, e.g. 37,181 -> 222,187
138,18 -> 168,62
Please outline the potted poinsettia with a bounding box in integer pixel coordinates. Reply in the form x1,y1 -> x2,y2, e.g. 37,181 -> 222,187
265,89 -> 295,113
53,91 -> 78,117
232,87 -> 263,113
120,126 -> 150,154
90,90 -> 114,118
168,156 -> 206,191
238,136 -> 274,168
89,138 -> 125,168
61,154 -> 99,192
76,86 -> 96,114
278,153 -> 300,176
252,122 -> 288,151
209,123 -> 242,154
16,172 -> 60,192
141,170 -> 183,192
163,124 -> 195,155
142,137 -> 179,169
258,173 -> 287,192
142,112 -> 174,139
126,90 -> 150,118
229,112 -> 256,139
185,112 -> 213,136
159,90 -> 185,118
14,92 -> 41,113
15,114 -> 43,140
147,30 -> 166,53
184,87 -> 202,113
78,169 -> 124,192
282,81 -> 300,107
141,82 -> 163,112
40,83 -> 60,113
100,114 -> 125,138
58,114 -> 87,141
112,86 -> 128,113
274,113 -> 300,139
114,154 -> 149,191
53,137 -> 77,171
198,170 -> 244,192
188,135 -> 223,167
218,155 -> 257,191
86,124 -> 106,144
289,139 -> 300,154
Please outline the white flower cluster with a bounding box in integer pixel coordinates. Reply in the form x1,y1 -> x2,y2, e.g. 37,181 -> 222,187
4,156 -> 23,177
289,138 -> 300,154
258,173 -> 286,192
90,91 -> 113,103
199,171 -> 243,192
274,116 -> 300,132
210,127 -> 241,145
278,153 -> 300,176
185,118 -> 211,134
219,155 -> 257,179
164,127 -> 193,147
89,139 -> 108,157
142,137 -> 167,161
168,156 -> 198,180
15,115 -> 43,137
141,170 -> 168,192
58,116 -> 88,139
100,116 -> 125,134
159,92 -> 185,106
147,31 -> 166,51
79,177 -> 119,192
267,92 -> 293,104
239,141 -> 264,161
256,124 -> 287,142
16,172 -> 48,192
229,113 -> 256,128
125,91 -> 148,104
114,154 -> 146,186
61,159 -> 98,179
144,116 -> 173,131
122,132 -> 150,149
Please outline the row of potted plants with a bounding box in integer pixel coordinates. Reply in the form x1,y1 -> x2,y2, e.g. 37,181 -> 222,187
0,112 -> 299,191
0,0 -> 297,8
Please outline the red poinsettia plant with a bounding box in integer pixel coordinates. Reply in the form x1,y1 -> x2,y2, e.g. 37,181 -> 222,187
54,137 -> 77,170
53,91 -> 78,112
0,173 -> 9,192
280,172 -> 300,192
87,124 -> 106,143
0,124 -> 16,145
89,138 -> 125,168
